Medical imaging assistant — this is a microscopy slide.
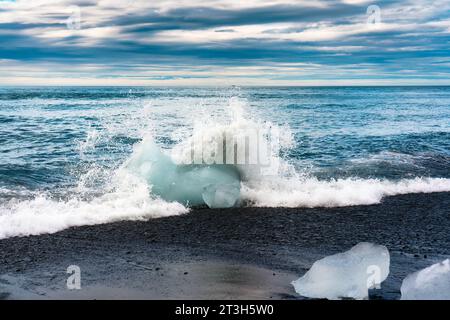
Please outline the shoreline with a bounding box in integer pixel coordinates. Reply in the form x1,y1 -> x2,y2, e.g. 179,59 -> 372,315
1,192 -> 449,299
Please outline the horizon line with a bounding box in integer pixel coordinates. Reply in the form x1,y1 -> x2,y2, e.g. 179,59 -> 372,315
1,84 -> 450,88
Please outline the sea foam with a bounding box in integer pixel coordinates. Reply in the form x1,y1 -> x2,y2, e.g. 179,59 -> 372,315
0,171 -> 187,239
241,176 -> 450,207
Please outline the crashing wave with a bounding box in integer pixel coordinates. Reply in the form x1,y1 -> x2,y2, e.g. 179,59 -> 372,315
1,96 -> 450,239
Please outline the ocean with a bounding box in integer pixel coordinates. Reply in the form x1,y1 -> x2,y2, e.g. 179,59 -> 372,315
1,86 -> 449,239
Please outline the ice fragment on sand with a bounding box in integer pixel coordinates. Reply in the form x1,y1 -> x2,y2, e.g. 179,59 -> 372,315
202,183 -> 240,208
292,242 -> 390,300
401,259 -> 450,300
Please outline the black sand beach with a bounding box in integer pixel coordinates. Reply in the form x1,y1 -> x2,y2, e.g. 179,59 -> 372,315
0,192 -> 449,300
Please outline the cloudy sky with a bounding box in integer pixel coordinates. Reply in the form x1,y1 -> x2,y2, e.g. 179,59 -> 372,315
0,0 -> 449,85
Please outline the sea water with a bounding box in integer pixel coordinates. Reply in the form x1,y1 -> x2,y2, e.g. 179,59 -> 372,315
0,86 -> 449,238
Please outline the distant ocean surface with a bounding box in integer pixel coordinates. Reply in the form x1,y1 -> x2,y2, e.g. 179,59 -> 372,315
1,86 -> 450,239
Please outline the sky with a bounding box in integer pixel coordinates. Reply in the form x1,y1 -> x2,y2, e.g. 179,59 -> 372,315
0,0 -> 449,86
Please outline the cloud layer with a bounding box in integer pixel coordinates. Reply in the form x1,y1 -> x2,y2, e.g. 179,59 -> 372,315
0,0 -> 449,85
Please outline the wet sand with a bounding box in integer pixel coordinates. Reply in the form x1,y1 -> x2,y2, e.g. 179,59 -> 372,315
0,192 -> 449,300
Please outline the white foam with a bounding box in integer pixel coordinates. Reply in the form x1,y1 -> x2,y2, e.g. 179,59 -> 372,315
401,259 -> 450,300
241,176 -> 450,207
0,171 -> 188,240
170,97 -> 294,171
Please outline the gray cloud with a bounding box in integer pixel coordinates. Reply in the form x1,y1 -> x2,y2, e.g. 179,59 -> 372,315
0,0 -> 449,84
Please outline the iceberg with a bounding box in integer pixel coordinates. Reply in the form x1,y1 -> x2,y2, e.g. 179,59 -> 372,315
400,259 -> 450,300
125,138 -> 241,208
202,182 -> 240,208
292,242 -> 390,300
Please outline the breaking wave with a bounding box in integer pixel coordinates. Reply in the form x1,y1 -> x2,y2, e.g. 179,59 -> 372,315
1,95 -> 449,239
